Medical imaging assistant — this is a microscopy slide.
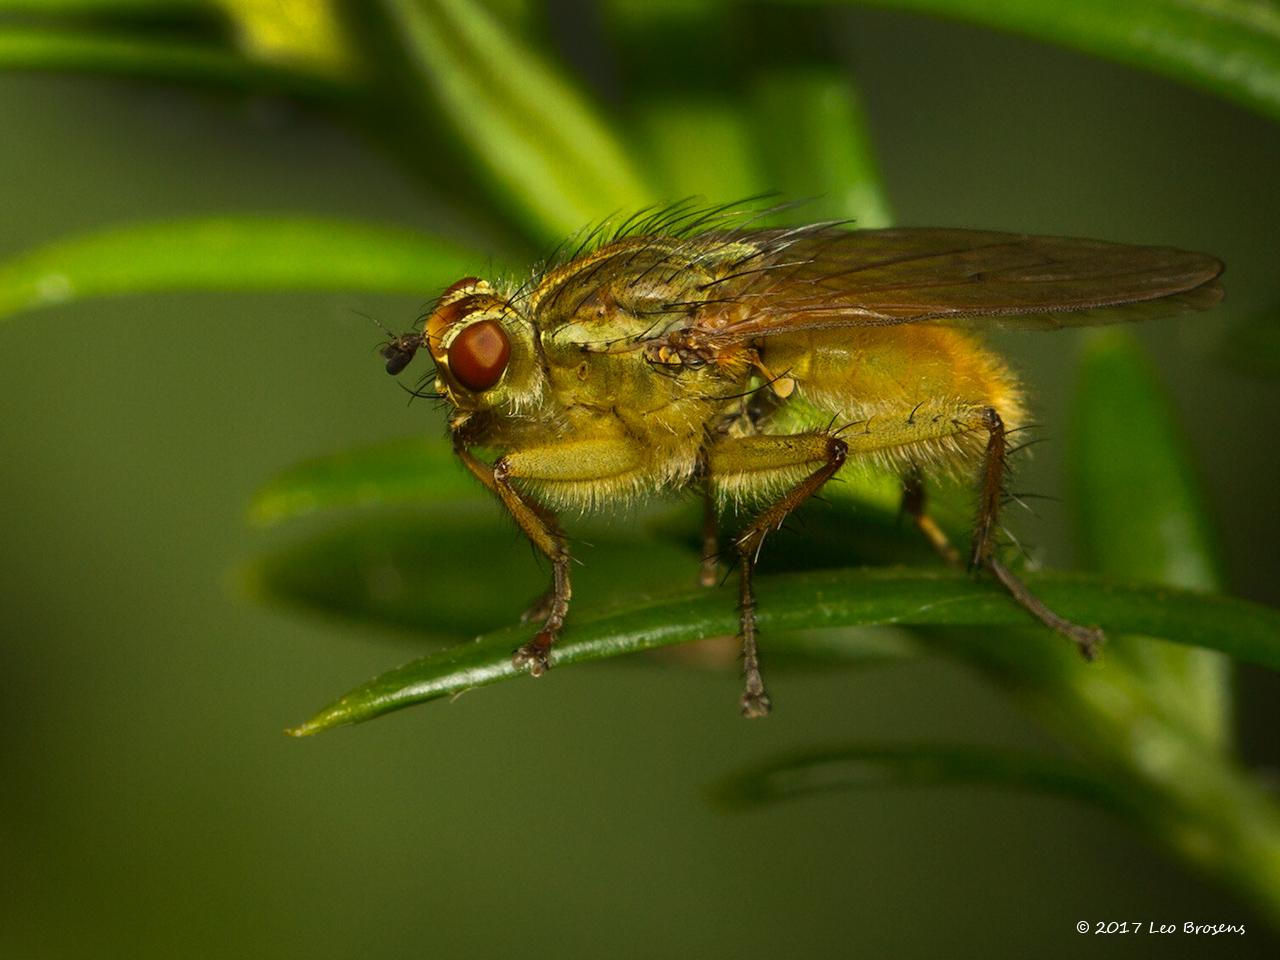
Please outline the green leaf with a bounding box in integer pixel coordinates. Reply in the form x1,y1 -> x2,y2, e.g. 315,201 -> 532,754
634,100 -> 768,201
213,0 -> 354,74
251,506 -> 710,644
249,436 -> 976,580
248,507 -> 547,642
249,438 -> 481,527
1072,330 -> 1221,591
0,25 -> 352,96
0,0 -> 211,14
604,3 -> 769,199
714,742 -> 1133,812
813,0 -> 1280,124
713,730 -> 1280,924
0,217 -> 481,321
1070,327 -> 1230,746
250,481 -> 929,662
287,567 -> 1280,734
751,67 -> 892,227
1221,299 -> 1280,378
609,3 -> 892,225
374,0 -> 654,240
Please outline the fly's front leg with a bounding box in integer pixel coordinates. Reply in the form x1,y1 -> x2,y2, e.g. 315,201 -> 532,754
457,436 -> 644,677
707,432 -> 849,717
454,440 -> 565,672
456,437 -> 551,614
493,459 -> 570,676
967,407 -> 1103,660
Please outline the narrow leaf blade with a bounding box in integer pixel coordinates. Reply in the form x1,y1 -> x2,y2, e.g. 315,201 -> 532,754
1072,330 -> 1221,590
606,3 -> 769,200
249,438 -> 480,527
818,0 -> 1280,124
0,217 -> 481,321
715,742 -> 1132,812
251,507 -> 707,644
376,0 -> 654,239
752,67 -> 892,227
287,568 -> 1280,734
0,27 -> 347,95
1070,327 -> 1230,746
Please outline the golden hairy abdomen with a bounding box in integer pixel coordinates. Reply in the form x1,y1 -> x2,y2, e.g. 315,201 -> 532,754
760,325 -> 1026,474
764,325 -> 1024,422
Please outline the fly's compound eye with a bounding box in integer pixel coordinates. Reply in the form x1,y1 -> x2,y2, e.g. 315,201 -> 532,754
447,319 -> 510,392
441,276 -> 481,299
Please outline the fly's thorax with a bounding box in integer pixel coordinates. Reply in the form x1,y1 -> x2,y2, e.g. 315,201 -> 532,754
542,316 -> 752,426
425,278 -> 545,415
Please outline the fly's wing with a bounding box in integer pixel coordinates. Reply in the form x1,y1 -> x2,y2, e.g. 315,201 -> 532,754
688,227 -> 1224,340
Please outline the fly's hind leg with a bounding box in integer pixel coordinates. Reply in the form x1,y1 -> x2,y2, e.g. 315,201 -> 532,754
707,432 -> 849,717
820,401 -> 1101,660
968,407 -> 1103,660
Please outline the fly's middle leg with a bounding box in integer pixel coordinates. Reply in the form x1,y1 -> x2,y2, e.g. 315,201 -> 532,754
706,432 -> 849,717
901,467 -> 962,566
699,484 -> 721,587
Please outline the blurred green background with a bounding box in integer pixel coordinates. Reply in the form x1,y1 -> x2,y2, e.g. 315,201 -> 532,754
3,2 -> 1280,957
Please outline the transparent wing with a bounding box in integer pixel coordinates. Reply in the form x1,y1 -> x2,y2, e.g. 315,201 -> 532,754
690,227 -> 1224,339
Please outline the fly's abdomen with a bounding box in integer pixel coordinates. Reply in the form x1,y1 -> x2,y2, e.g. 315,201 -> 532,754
759,325 -> 1026,476
763,326 -> 1024,427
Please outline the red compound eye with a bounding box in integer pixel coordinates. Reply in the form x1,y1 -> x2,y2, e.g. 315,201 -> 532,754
441,276 -> 480,299
447,320 -> 510,392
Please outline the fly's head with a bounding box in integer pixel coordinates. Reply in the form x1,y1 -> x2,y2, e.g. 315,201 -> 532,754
386,277 -> 544,417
